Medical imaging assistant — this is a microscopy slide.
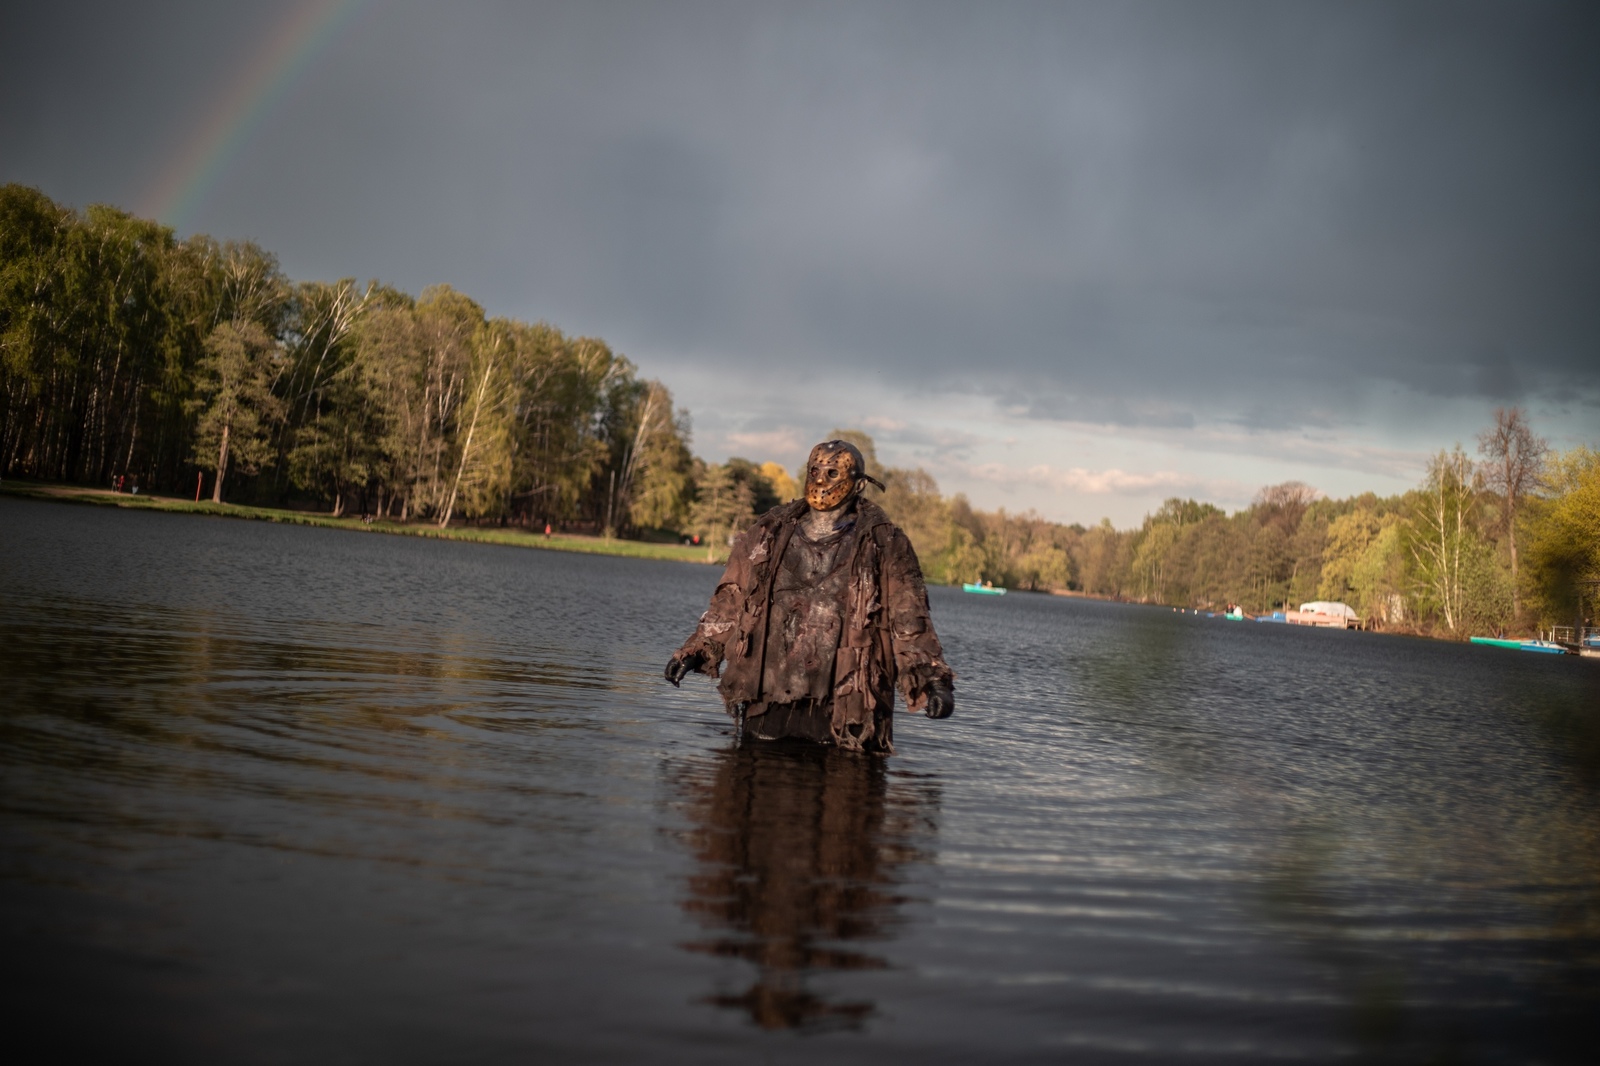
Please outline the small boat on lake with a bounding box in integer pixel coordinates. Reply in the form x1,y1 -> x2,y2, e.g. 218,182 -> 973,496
1519,640 -> 1568,654
1469,636 -> 1570,655
962,582 -> 1007,595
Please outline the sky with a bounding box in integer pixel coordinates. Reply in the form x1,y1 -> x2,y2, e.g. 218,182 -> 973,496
3,0 -> 1597,526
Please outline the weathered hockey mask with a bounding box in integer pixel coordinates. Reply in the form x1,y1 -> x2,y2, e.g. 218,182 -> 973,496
805,440 -> 870,510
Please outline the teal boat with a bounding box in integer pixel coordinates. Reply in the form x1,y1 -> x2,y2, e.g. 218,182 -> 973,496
962,582 -> 1007,595
1470,636 -> 1569,654
1519,640 -> 1567,654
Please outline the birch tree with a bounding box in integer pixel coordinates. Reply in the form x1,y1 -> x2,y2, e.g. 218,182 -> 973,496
439,321 -> 516,526
1407,447 -> 1479,633
620,380 -> 694,534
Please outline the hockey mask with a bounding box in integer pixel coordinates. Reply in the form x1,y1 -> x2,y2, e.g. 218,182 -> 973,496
805,440 -> 872,510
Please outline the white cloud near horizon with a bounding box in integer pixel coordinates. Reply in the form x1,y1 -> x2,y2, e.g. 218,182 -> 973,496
949,460 -> 1254,506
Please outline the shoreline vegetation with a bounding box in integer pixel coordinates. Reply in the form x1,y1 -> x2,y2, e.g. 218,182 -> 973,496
0,480 -> 713,564
2,183 -> 1596,641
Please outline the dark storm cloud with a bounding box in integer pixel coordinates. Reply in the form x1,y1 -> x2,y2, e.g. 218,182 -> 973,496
564,133 -> 728,343
4,0 -> 1596,433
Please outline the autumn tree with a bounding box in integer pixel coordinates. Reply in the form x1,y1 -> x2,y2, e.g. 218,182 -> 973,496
759,461 -> 799,503
723,458 -> 785,516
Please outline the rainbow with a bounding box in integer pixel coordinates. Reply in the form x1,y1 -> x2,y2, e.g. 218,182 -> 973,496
144,0 -> 366,230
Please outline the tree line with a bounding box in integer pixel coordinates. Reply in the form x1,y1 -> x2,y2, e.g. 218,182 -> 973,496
0,184 -> 694,533
782,417 -> 1593,639
4,184 -> 1594,636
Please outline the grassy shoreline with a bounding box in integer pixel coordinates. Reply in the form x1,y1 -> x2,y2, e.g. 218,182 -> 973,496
0,480 -> 720,564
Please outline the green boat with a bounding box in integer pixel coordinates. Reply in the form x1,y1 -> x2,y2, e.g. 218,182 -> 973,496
962,582 -> 1007,595
1470,636 -> 1568,654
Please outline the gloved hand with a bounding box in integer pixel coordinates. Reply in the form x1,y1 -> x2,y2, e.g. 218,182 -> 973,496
665,651 -> 705,687
924,679 -> 954,719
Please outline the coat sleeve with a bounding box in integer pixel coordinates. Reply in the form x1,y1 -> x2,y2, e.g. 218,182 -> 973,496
674,526 -> 759,678
878,525 -> 955,711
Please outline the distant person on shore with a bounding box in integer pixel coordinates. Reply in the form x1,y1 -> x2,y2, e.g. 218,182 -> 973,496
665,439 -> 954,754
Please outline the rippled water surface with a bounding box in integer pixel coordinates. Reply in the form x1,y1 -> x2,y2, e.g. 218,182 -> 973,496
3,496 -> 1598,1063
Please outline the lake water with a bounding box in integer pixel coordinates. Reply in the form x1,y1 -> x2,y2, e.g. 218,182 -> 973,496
2,495 -> 1597,1064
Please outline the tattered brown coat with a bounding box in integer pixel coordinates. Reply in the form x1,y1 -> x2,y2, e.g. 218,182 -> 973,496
675,498 -> 954,751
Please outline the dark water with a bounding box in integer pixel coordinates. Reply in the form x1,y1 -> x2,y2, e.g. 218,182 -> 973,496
2,495 -> 1598,1064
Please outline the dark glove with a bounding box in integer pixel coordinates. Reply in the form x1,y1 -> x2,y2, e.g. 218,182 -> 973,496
665,651 -> 704,687
924,680 -> 954,719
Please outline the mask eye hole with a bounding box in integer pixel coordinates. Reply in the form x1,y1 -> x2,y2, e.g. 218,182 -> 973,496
826,469 -> 839,480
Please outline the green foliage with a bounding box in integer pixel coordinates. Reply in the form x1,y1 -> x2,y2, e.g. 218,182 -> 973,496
687,462 -> 756,559
1403,447 -> 1503,635
1522,447 -> 1600,628
623,382 -> 695,534
1350,520 -> 1409,626
0,185 -> 693,532
190,321 -> 284,500
804,429 -> 1588,640
1319,508 -> 1385,601
724,457 -> 784,516
1320,509 -> 1408,623
878,467 -> 949,566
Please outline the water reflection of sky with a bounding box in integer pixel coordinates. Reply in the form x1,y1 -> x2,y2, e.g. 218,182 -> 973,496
2,495 -> 1597,1063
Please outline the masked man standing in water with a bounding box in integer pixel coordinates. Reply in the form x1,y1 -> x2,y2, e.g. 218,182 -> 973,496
665,440 -> 955,755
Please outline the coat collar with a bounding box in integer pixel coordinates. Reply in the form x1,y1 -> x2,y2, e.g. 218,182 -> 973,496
771,496 -> 890,536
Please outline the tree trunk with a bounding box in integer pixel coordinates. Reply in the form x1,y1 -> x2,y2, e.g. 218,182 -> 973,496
212,421 -> 231,504
1508,497 -> 1520,617
440,355 -> 495,529
604,469 -> 616,539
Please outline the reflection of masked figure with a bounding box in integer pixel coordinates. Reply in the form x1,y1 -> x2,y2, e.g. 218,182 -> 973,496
666,440 -> 955,755
674,742 -> 937,1030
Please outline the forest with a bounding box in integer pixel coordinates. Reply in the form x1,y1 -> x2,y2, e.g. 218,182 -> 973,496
0,184 -> 694,535
3,184 -> 1595,638
836,425 -> 1598,639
